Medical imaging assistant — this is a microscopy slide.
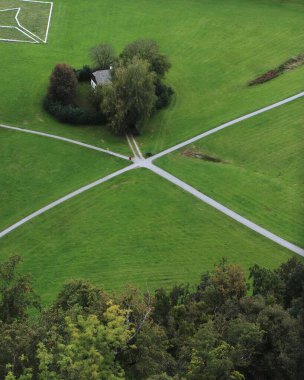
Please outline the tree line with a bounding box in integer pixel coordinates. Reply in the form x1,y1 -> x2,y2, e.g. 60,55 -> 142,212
44,40 -> 173,134
1,255 -> 304,379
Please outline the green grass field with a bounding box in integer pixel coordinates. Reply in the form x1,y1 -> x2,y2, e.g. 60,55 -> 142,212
0,0 -> 303,301
0,0 -> 52,41
0,169 -> 295,303
157,99 -> 304,247
0,0 -> 303,152
0,129 -> 128,231
0,8 -> 17,25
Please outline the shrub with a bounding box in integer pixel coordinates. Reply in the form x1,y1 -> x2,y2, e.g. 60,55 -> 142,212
155,80 -> 174,109
75,65 -> 93,82
43,97 -> 106,125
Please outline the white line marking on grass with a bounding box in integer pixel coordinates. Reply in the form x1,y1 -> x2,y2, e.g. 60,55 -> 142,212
0,164 -> 138,239
0,1 -> 53,44
15,7 -> 41,42
0,7 -> 39,43
0,25 -> 36,43
0,124 -> 130,161
20,0 -> 53,43
149,92 -> 304,162
148,163 -> 304,257
0,7 -> 18,12
0,37 -> 35,43
43,1 -> 53,42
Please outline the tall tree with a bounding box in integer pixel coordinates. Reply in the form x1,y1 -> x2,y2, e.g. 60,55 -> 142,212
120,40 -> 171,77
100,58 -> 156,134
90,44 -> 116,70
47,64 -> 77,105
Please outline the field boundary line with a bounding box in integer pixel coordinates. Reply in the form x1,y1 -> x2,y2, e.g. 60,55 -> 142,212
21,0 -> 54,42
0,123 -> 130,161
20,0 -> 53,42
149,91 -> 304,162
0,164 -> 138,239
148,163 -> 304,257
15,6 -> 42,42
0,25 -> 36,43
0,7 -> 38,43
0,0 -> 53,44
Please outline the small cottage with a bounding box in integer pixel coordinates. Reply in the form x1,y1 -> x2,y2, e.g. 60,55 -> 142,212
91,68 -> 112,89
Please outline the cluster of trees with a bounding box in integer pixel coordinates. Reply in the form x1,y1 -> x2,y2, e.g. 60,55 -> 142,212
1,255 -> 303,379
45,40 -> 173,134
44,63 -> 105,125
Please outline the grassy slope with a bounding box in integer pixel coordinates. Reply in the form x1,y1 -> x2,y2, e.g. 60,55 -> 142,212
0,169 -> 295,303
0,0 -> 303,302
157,99 -> 304,247
0,129 -> 127,231
0,0 -> 303,154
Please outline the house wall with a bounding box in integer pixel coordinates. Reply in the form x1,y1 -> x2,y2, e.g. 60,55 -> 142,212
91,79 -> 97,90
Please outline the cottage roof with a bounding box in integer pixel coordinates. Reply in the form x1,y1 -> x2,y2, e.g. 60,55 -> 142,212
92,69 -> 112,86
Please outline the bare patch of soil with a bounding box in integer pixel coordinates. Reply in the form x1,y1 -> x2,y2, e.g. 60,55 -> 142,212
182,149 -> 225,163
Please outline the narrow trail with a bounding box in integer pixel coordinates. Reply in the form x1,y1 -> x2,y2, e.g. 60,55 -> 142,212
0,124 -> 130,161
148,92 -> 304,162
148,164 -> 304,257
126,134 -> 144,160
127,130 -> 304,257
0,164 -> 138,239
1,91 -> 303,257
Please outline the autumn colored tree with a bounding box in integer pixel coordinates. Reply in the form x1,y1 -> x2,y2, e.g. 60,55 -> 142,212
47,63 -> 77,105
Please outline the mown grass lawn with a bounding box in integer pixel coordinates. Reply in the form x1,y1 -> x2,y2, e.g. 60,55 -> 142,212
0,169 -> 295,304
0,0 -> 303,153
0,0 -> 303,301
157,99 -> 304,247
0,129 -> 128,231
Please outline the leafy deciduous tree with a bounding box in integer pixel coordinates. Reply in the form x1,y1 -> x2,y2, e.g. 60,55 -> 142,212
90,44 -> 116,70
47,64 -> 77,105
120,40 -> 171,77
100,58 -> 156,134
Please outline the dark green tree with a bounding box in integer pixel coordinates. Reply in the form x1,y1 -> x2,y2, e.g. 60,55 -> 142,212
120,40 -> 171,77
100,58 -> 156,134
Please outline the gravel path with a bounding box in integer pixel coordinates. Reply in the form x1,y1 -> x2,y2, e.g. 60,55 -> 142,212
0,124 -> 130,161
148,163 -> 304,257
1,91 -> 303,257
0,164 -> 137,239
148,92 -> 304,162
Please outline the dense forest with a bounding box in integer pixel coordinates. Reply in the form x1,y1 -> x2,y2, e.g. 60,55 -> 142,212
1,255 -> 303,379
